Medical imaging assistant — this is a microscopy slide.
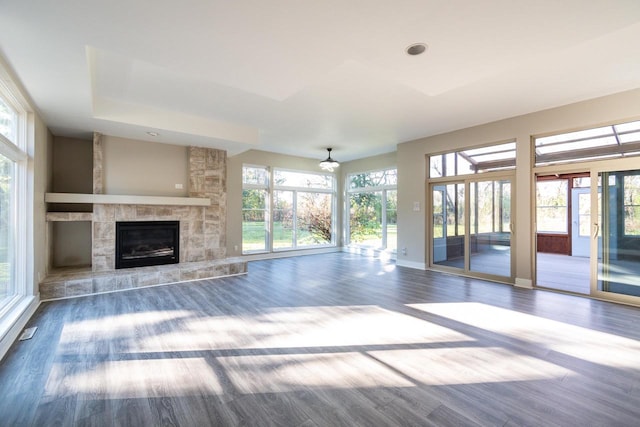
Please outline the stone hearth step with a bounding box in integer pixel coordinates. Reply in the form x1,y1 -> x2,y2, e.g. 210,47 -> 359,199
39,258 -> 247,300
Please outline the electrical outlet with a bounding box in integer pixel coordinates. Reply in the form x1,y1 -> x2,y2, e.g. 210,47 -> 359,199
402,247 -> 407,255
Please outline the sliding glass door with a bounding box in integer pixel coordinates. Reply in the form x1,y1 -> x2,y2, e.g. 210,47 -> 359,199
597,170 -> 640,298
430,176 -> 513,281
470,179 -> 512,277
431,183 -> 465,269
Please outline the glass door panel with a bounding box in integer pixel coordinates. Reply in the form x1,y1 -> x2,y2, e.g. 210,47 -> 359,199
432,183 -> 465,269
470,179 -> 512,277
273,190 -> 294,249
598,171 -> 640,297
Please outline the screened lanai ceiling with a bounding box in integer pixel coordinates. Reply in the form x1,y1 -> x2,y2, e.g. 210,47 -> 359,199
1,1 -> 640,161
535,120 -> 640,166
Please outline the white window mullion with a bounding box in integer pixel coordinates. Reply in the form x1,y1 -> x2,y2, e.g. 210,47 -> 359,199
292,191 -> 298,248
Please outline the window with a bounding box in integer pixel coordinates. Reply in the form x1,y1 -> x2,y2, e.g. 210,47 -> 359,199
347,168 -> 397,251
242,166 -> 269,252
470,180 -> 511,234
429,142 -> 516,178
624,175 -> 640,236
242,166 -> 336,253
535,120 -> 640,166
0,95 -> 18,144
273,169 -> 335,250
536,180 -> 568,233
0,87 -> 28,312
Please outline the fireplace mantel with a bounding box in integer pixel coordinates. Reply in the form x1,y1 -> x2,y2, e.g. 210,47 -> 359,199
45,192 -> 211,206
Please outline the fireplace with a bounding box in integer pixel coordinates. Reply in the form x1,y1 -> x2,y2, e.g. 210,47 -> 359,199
115,221 -> 179,269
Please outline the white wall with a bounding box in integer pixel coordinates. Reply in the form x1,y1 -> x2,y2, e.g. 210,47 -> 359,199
397,88 -> 640,283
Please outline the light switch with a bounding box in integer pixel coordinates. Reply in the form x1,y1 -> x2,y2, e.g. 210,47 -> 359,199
413,201 -> 420,211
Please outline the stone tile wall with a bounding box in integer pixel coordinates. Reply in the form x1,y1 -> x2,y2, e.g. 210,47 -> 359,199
188,147 -> 227,260
41,142 -> 242,300
91,147 -> 228,272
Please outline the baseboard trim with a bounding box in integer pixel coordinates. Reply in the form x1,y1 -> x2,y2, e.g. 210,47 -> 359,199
515,278 -> 534,289
396,260 -> 426,270
0,296 -> 40,362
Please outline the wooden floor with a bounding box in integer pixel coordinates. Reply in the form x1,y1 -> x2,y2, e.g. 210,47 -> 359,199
2,253 -> 640,426
537,253 -> 590,294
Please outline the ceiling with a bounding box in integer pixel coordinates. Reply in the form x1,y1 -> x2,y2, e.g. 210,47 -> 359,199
1,0 -> 640,162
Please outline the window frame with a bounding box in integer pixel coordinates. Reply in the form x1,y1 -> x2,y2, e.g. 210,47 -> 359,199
534,119 -> 640,167
241,165 -> 270,254
242,165 -> 337,254
0,72 -> 30,320
535,179 -> 569,234
273,168 -> 336,250
346,167 -> 398,252
429,141 -> 517,178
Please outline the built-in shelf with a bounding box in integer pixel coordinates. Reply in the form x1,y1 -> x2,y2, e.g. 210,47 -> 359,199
45,193 -> 211,207
46,212 -> 94,222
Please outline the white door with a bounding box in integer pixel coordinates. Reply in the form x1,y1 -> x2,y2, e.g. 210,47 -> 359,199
571,187 -> 591,257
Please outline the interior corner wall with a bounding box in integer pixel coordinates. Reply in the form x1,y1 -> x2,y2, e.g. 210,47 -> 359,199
102,136 -> 189,197
33,113 -> 51,292
396,88 -> 640,282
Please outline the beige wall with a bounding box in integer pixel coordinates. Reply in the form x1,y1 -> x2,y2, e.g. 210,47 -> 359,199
103,136 -> 189,197
33,113 -> 51,291
226,149 -> 397,256
52,136 -> 93,193
397,88 -> 640,284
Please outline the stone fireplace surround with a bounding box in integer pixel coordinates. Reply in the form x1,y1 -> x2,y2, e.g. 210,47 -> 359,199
40,136 -> 247,300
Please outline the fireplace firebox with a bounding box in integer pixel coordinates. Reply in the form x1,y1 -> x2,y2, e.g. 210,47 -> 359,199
115,221 -> 179,269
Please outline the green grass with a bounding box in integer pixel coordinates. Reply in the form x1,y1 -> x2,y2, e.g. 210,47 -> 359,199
242,221 -> 331,251
243,221 -> 397,252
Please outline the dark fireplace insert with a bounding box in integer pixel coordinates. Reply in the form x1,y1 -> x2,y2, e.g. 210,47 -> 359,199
115,221 -> 179,269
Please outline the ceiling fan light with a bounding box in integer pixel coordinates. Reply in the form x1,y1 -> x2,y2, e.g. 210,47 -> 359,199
319,148 -> 339,171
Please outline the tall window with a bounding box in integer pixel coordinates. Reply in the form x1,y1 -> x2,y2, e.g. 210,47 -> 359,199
624,174 -> 640,236
242,166 -> 336,253
347,168 -> 397,252
0,90 -> 26,310
536,180 -> 568,233
273,169 -> 335,250
242,166 -> 269,252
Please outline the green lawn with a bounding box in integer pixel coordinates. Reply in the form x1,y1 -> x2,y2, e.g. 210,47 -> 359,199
243,221 -> 329,251
243,222 -> 397,251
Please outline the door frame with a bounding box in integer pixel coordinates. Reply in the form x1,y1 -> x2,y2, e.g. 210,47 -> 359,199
533,156 -> 640,306
427,171 -> 516,283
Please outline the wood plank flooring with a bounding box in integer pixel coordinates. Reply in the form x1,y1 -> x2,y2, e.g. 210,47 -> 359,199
1,253 -> 640,426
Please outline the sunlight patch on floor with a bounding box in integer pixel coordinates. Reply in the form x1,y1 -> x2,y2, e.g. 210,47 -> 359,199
216,352 -> 415,393
408,302 -> 640,368
136,305 -> 474,352
59,310 -> 194,347
46,357 -> 223,399
369,346 -> 571,385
